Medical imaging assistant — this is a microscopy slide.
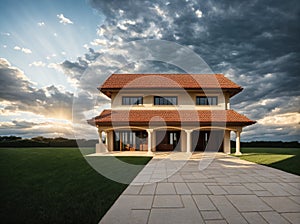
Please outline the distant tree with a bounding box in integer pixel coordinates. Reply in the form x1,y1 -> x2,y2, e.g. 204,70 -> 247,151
53,137 -> 68,141
0,136 -> 22,141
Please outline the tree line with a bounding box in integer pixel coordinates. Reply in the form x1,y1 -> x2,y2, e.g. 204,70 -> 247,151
0,136 -> 97,147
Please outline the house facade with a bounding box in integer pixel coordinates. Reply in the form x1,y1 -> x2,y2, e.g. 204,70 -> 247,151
88,74 -> 255,155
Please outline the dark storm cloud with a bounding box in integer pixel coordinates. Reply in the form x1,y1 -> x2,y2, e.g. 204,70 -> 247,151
60,0 -> 299,140
0,58 -> 73,119
60,48 -> 99,83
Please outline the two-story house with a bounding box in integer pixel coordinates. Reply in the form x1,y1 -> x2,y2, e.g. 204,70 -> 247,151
88,74 -> 255,155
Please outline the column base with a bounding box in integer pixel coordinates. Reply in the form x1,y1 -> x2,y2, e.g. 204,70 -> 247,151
96,143 -> 108,153
235,151 -> 242,155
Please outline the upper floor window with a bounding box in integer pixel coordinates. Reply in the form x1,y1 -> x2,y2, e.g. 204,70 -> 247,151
196,96 -> 218,105
122,96 -> 143,105
154,96 -> 178,105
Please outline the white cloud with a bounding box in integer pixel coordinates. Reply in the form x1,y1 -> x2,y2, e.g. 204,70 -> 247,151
1,32 -> 10,36
258,112 -> 300,126
22,48 -> 32,54
97,27 -> 105,36
45,53 -> 57,59
90,38 -> 108,46
195,9 -> 203,18
29,61 -> 46,67
57,14 -> 73,25
13,46 -> 32,54
116,19 -> 136,31
153,4 -> 166,18
37,22 -> 45,26
48,63 -> 63,73
13,46 -> 21,50
83,44 -> 89,49
261,32 -> 273,39
53,33 -> 58,37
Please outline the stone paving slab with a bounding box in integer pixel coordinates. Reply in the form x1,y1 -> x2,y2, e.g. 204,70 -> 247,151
152,195 -> 183,208
99,153 -> 300,224
261,196 -> 300,213
155,183 -> 176,194
281,212 -> 300,224
148,195 -> 204,224
209,195 -> 248,224
259,211 -> 291,224
242,212 -> 268,224
226,195 -> 272,212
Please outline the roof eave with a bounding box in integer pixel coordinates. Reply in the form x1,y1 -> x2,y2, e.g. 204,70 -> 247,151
90,120 -> 256,127
99,87 -> 243,97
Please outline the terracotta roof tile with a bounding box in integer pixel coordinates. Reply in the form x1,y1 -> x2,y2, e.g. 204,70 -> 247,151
88,109 -> 256,127
99,74 -> 242,97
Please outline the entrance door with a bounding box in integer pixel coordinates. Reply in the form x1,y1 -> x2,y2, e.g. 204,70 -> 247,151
192,130 -> 224,152
192,131 -> 208,151
156,131 -> 181,151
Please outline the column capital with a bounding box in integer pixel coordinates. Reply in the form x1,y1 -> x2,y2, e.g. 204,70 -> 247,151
147,129 -> 153,134
185,129 -> 193,134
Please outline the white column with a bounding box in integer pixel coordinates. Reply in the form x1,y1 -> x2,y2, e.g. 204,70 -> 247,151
96,129 -> 103,153
223,130 -> 231,154
98,130 -> 103,144
104,131 -> 108,146
185,130 -> 192,153
147,129 -> 153,154
235,131 -> 241,155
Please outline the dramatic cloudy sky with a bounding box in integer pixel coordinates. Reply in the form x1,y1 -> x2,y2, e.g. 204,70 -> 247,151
0,0 -> 299,141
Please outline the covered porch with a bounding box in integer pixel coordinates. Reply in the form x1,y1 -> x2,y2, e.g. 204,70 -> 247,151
96,126 -> 243,155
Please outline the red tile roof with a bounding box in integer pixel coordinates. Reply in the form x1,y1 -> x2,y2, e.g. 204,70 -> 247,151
88,109 -> 256,127
99,74 -> 242,97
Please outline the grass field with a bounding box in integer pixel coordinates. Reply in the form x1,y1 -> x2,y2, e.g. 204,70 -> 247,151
0,147 -> 151,224
232,147 -> 300,175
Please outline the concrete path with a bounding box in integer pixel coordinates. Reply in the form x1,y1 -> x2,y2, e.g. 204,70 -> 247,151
99,153 -> 300,224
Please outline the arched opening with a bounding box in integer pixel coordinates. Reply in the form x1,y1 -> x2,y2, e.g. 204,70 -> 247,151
153,126 -> 183,152
111,128 -> 148,151
191,127 -> 234,152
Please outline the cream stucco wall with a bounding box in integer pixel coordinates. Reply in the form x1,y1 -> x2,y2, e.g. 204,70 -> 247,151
110,90 -> 230,110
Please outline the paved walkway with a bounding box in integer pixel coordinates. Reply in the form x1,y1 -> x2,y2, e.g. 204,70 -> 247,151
99,153 -> 300,224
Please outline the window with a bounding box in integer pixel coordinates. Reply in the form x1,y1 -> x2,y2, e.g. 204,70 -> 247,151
154,96 -> 177,105
122,96 -> 143,105
196,96 -> 218,105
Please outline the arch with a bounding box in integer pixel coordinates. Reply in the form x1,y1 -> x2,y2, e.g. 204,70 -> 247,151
102,126 -> 147,132
192,126 -> 238,132
153,126 -> 184,131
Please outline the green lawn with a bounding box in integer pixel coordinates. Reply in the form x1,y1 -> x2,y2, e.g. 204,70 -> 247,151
232,147 -> 300,175
0,147 -> 151,224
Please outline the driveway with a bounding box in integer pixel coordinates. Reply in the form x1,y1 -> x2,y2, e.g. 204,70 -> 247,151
100,153 -> 300,224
